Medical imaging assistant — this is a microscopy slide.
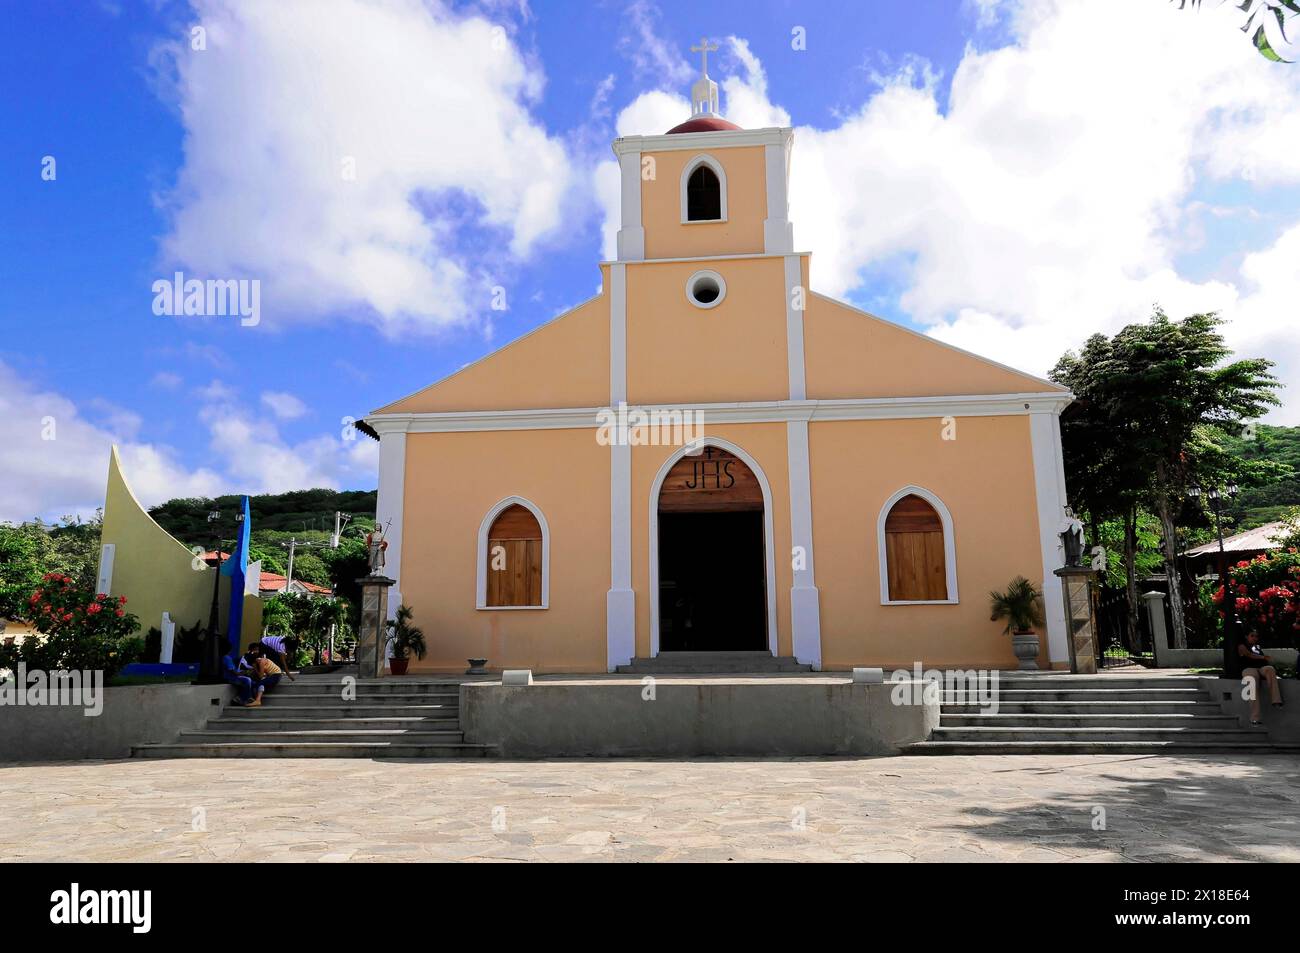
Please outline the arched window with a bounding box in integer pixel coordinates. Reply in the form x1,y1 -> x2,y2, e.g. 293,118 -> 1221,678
686,164 -> 722,221
879,489 -> 957,604
477,499 -> 548,609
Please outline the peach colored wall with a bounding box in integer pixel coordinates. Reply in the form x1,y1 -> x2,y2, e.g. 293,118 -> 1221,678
400,428 -> 610,673
804,293 -> 1065,399
641,146 -> 767,260
626,257 -> 790,405
809,416 -> 1047,670
631,423 -> 793,659
374,291 -> 610,415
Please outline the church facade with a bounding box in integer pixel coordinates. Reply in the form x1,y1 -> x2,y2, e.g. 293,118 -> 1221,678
364,60 -> 1073,674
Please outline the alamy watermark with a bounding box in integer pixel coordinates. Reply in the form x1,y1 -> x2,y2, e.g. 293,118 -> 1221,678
50,883 -> 151,933
596,401 -> 704,447
889,664 -> 999,714
152,271 -> 260,326
0,663 -> 104,716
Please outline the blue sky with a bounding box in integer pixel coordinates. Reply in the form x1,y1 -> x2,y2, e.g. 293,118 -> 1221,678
2,0 -> 1298,522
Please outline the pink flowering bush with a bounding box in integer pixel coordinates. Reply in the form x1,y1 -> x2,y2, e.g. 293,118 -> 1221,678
0,573 -> 142,678
1212,550 -> 1300,647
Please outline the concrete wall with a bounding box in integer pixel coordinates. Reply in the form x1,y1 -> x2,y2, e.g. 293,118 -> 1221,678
810,415 -> 1048,671
1162,648 -> 1297,669
0,683 -> 230,761
400,428 -> 611,674
461,678 -> 937,757
1201,676 -> 1300,743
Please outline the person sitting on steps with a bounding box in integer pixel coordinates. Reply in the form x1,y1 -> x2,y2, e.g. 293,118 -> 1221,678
1237,628 -> 1284,726
245,646 -> 284,708
221,652 -> 254,707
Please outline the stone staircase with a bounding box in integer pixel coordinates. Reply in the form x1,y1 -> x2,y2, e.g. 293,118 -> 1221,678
132,674 -> 496,758
904,673 -> 1300,755
616,651 -> 813,674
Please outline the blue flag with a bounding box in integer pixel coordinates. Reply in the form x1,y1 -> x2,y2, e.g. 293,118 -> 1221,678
221,495 -> 251,658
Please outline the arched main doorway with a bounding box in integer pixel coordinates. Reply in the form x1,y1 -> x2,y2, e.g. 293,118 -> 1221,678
650,441 -> 775,654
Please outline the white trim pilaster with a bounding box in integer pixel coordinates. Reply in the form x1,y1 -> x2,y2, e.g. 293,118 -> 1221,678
784,247 -> 819,666
786,419 -> 822,668
375,430 -> 407,618
606,262 -> 635,669
784,255 -> 806,400
764,140 -> 794,254
1030,410 -> 1070,666
616,152 -> 644,261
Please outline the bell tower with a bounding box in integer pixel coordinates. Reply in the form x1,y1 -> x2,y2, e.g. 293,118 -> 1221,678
610,38 -> 795,262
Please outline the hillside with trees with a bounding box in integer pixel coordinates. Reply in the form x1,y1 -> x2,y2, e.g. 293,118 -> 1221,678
148,488 -> 377,543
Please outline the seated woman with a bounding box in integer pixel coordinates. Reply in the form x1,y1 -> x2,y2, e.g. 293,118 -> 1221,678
1237,628 -> 1284,726
245,649 -> 284,709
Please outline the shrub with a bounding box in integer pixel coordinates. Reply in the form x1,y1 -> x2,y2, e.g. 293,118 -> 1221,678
1212,550 -> 1300,647
0,573 -> 143,679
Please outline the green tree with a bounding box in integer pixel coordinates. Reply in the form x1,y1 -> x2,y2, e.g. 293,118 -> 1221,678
0,514 -> 104,621
0,524 -> 50,621
1052,334 -> 1160,648
1054,310 -> 1282,648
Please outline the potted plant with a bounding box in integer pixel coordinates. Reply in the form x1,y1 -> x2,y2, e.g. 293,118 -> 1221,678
990,576 -> 1046,671
385,604 -> 426,676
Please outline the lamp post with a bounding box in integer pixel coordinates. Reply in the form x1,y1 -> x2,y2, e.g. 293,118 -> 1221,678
197,507 -> 244,684
1189,483 -> 1239,674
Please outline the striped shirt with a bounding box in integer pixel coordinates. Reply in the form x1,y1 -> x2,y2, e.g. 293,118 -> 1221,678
261,635 -> 287,655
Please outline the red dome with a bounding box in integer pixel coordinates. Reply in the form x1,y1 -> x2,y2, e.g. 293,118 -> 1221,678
665,116 -> 742,134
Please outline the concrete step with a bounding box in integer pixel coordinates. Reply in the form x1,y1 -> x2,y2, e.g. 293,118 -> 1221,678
979,688 -> 1211,702
993,676 -> 1203,689
930,726 -> 1266,743
206,716 -> 457,731
219,704 -> 456,717
904,740 -> 1300,755
132,741 -> 495,759
276,680 -> 468,694
255,692 -> 458,706
939,713 -> 1242,728
179,729 -> 466,742
942,701 -> 1221,714
616,652 -> 812,674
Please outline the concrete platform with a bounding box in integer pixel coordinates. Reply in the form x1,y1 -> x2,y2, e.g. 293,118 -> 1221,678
460,675 -> 937,757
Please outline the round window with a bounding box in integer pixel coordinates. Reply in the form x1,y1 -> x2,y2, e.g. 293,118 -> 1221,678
685,270 -> 726,309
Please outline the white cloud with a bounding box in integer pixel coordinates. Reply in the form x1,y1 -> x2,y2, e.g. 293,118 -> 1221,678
150,371 -> 183,390
599,0 -> 1300,420
966,0 -> 1009,30
260,390 -> 309,421
0,361 -> 224,522
155,0 -> 572,335
618,0 -> 693,88
0,362 -> 380,523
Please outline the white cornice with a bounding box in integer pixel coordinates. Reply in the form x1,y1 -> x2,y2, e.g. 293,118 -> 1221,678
598,251 -> 811,267
613,127 -> 793,156
365,392 -> 1074,434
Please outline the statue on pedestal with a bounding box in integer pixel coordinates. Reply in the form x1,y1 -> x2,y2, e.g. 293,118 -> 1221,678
365,524 -> 388,575
1059,507 -> 1085,568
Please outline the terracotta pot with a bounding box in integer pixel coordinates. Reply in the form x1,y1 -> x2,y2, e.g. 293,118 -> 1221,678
1011,631 -> 1040,671
389,657 -> 410,675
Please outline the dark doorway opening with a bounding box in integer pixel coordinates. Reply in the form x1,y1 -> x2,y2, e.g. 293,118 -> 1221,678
658,510 -> 766,651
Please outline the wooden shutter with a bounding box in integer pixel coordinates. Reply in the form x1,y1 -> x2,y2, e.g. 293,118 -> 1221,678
884,495 -> 948,601
487,505 -> 543,607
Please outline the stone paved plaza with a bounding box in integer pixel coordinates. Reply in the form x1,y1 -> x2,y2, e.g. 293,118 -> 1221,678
2,754 -> 1298,862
